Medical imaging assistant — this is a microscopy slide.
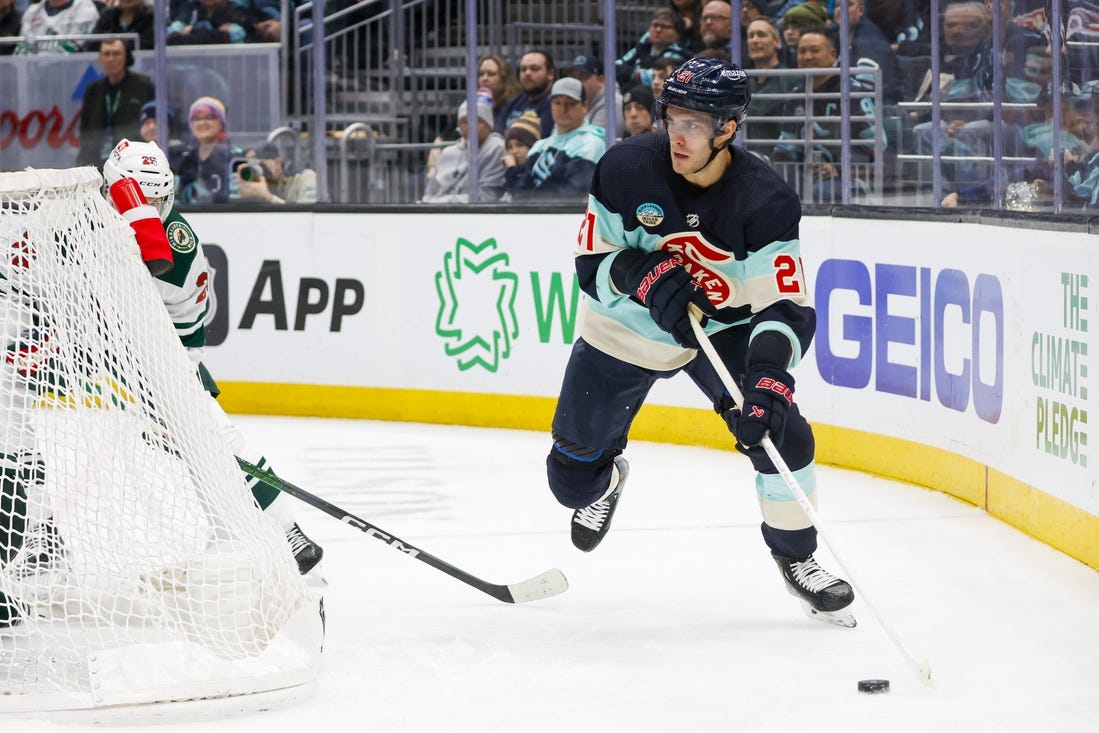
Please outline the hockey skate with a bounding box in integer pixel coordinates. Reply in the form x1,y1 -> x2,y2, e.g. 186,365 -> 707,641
773,552 -> 857,628
286,523 -> 324,576
571,456 -> 628,552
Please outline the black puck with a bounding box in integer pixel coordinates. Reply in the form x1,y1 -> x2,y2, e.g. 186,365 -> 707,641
857,679 -> 890,694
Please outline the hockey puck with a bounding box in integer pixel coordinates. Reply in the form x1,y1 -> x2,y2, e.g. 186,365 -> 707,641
857,679 -> 890,694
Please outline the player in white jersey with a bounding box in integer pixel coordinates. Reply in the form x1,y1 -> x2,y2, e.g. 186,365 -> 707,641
102,139 -> 324,575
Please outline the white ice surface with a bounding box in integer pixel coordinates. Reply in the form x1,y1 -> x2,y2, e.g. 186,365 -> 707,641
11,416 -> 1099,732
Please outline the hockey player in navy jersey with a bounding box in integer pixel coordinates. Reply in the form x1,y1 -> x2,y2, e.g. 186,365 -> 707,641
546,56 -> 856,626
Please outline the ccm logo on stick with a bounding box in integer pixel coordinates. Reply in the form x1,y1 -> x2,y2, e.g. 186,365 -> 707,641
342,517 -> 422,557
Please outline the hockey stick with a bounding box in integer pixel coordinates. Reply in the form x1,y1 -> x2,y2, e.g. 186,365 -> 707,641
687,310 -> 934,688
237,457 -> 568,604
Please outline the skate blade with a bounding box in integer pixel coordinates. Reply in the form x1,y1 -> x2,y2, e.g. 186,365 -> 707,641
304,561 -> 329,587
799,600 -> 857,628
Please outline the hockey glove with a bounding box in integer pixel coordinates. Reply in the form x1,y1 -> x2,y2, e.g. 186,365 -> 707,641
108,177 -> 173,276
622,251 -> 715,348
734,365 -> 795,448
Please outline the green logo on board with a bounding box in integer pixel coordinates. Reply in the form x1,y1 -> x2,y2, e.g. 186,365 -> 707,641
434,238 -> 519,372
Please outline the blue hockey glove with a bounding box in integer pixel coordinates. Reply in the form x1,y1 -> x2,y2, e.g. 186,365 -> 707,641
623,251 -> 715,348
734,365 -> 795,448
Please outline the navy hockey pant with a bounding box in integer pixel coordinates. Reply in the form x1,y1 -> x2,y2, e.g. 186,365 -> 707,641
547,333 -> 817,559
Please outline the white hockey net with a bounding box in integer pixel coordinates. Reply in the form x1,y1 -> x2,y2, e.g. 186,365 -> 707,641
0,168 -> 321,716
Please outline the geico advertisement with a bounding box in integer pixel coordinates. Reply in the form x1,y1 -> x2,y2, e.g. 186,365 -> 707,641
191,211 -> 1095,505
795,218 -> 1095,512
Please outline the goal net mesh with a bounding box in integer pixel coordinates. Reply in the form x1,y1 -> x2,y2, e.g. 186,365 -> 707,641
0,167 -> 320,713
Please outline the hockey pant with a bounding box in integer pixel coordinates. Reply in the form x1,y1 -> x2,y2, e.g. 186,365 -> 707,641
202,380 -> 298,530
548,335 -> 819,560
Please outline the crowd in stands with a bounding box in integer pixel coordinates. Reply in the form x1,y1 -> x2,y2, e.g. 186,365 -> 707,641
1,0 -> 287,52
414,0 -> 1099,209
7,0 -> 1099,210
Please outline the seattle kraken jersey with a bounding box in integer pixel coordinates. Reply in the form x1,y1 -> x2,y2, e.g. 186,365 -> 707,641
575,132 -> 815,371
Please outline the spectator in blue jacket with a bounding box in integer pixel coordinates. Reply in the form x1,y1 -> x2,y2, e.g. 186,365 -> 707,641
616,8 -> 691,89
505,78 -> 606,202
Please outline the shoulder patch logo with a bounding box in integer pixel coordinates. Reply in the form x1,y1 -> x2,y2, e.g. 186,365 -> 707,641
635,203 -> 664,227
165,221 -> 196,254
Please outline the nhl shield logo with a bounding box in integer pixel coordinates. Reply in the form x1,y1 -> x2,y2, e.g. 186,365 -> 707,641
686,213 -> 700,228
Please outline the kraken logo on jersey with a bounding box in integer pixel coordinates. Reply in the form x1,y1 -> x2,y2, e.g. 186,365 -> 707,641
659,232 -> 737,307
165,221 -> 196,254
635,203 -> 664,227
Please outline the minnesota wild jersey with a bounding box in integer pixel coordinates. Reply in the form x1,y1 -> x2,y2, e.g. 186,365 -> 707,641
157,208 -> 212,350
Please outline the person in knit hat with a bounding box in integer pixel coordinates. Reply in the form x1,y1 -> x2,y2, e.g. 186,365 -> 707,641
175,95 -> 244,204
502,111 -> 542,172
780,1 -> 827,49
622,84 -> 655,137
422,94 -> 507,203
188,96 -> 227,138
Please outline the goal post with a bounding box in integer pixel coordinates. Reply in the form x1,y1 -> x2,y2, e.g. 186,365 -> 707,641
0,167 -> 322,718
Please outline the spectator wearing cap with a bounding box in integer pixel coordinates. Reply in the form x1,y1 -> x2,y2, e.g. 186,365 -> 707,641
76,37 -> 153,168
175,96 -> 244,205
237,141 -> 318,204
616,8 -> 691,89
137,101 -> 186,170
505,78 -> 606,202
495,49 -> 557,139
622,85 -> 655,138
502,110 -> 542,182
422,97 -> 506,203
564,54 -> 623,133
138,101 -> 175,144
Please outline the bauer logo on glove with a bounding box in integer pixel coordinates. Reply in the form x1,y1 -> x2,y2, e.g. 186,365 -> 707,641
754,376 -> 793,406
736,366 -> 796,448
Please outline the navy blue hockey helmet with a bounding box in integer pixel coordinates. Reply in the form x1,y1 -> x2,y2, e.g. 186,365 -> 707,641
656,57 -> 751,135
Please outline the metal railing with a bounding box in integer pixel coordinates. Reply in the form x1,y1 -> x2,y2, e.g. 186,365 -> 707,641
0,31 -> 142,53
738,66 -> 885,205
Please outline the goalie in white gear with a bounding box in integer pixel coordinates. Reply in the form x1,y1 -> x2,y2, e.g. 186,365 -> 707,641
0,215 -> 56,627
102,139 -> 324,576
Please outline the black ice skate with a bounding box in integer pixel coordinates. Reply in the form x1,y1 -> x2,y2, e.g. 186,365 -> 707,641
286,523 -> 324,575
773,552 -> 857,628
571,456 -> 628,552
